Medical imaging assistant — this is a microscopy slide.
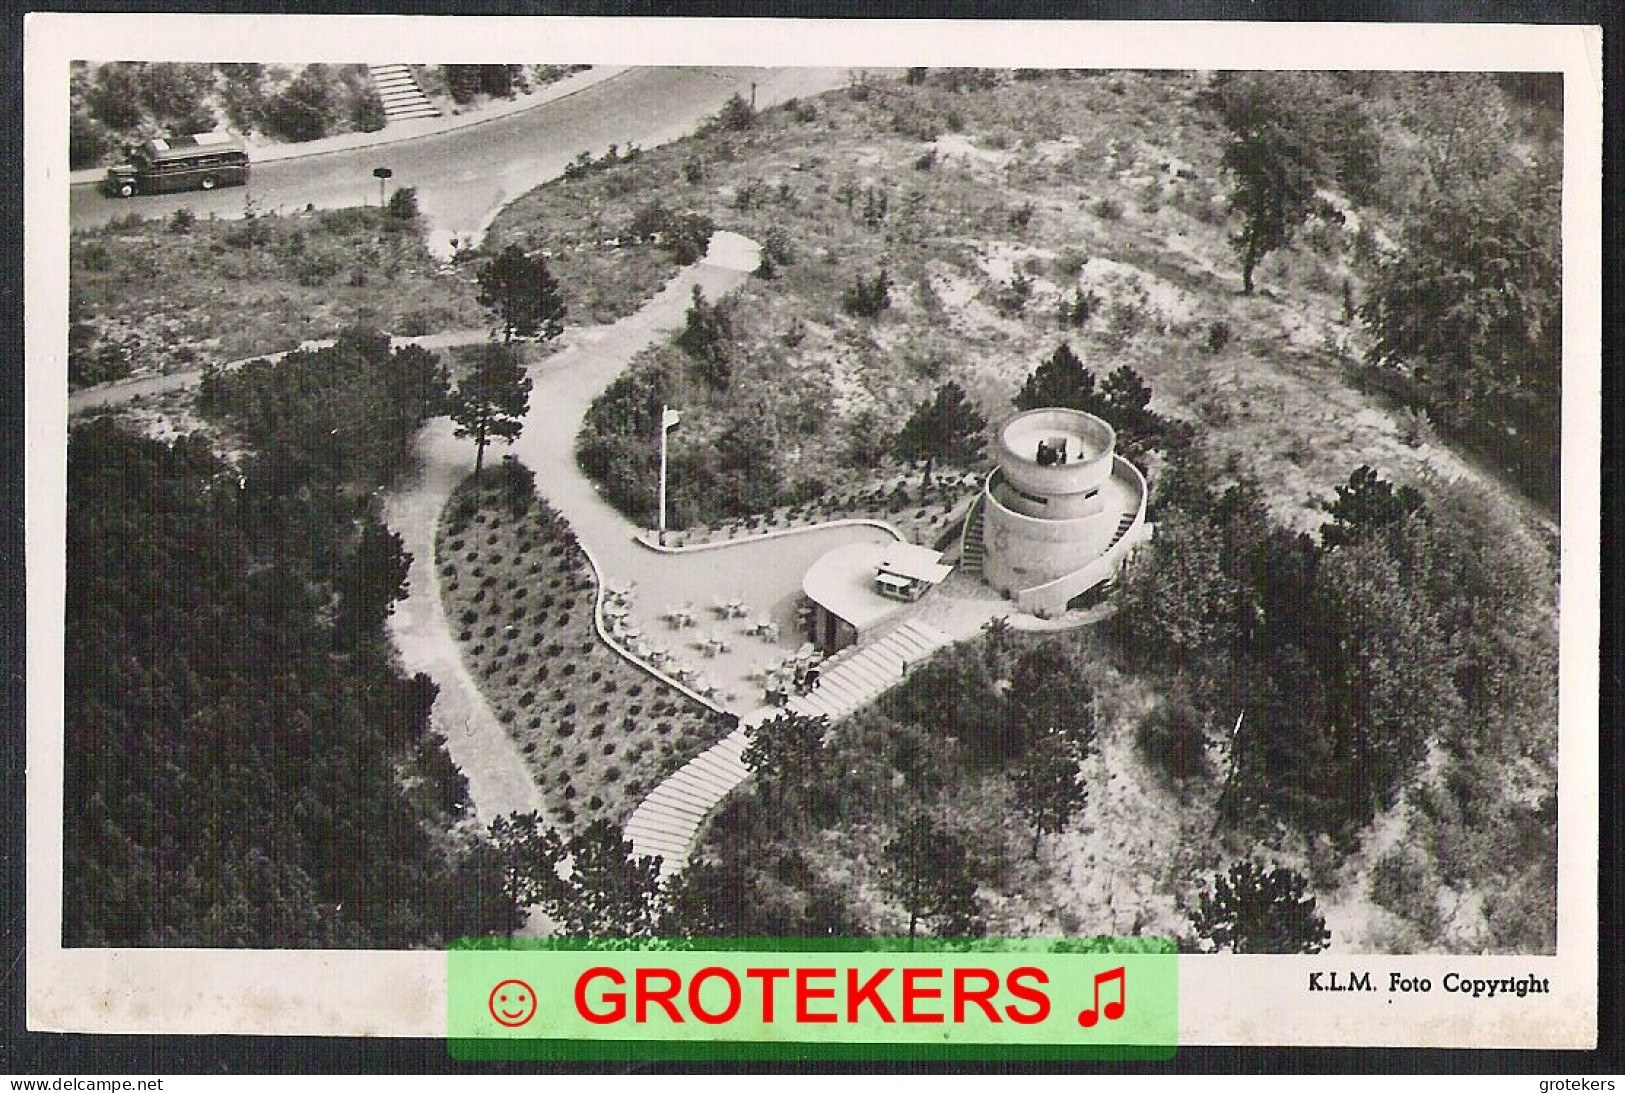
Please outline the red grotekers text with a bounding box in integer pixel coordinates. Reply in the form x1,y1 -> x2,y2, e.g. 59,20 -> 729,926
574,965 -> 1051,1026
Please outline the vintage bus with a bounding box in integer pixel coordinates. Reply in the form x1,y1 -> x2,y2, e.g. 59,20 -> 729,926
103,132 -> 251,197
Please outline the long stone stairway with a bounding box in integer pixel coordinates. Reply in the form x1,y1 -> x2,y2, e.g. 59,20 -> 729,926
624,618 -> 955,878
623,725 -> 752,878
367,64 -> 441,122
787,619 -> 951,722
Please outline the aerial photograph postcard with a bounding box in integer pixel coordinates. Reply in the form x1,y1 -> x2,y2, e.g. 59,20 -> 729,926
24,13 -> 1601,1052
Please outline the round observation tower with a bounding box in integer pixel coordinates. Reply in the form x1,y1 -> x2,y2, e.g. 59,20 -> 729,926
979,407 -> 1147,617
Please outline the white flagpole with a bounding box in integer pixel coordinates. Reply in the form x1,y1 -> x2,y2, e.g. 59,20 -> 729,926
658,405 -> 670,544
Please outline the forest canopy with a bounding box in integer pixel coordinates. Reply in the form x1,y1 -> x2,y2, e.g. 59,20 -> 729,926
64,331 -> 514,946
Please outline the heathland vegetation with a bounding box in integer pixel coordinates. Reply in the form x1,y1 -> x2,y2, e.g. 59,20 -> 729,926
68,195 -> 484,389
505,70 -> 1558,950
517,70 -> 1558,544
71,62 -> 389,168
65,68 -> 1561,951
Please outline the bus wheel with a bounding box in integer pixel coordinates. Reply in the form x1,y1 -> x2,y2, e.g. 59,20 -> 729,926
199,176 -> 216,191
118,182 -> 134,198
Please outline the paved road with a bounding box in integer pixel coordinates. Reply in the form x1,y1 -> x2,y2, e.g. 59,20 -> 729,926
70,66 -> 854,238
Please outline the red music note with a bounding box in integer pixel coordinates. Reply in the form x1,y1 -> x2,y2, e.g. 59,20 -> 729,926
1077,966 -> 1126,1027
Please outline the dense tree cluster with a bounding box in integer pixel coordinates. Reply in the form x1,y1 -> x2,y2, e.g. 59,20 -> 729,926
65,422 -> 482,946
576,312 -> 798,531
1357,79 -> 1561,507
1114,450 -> 1556,949
1014,342 -> 1175,460
1191,860 -> 1331,954
1199,71 -> 1561,508
576,357 -> 677,527
443,65 -> 522,104
667,632 -> 1101,938
61,327 -> 537,946
433,65 -> 588,107
198,325 -> 449,495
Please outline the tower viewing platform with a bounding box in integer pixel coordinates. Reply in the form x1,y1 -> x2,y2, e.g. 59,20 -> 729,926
979,408 -> 1147,618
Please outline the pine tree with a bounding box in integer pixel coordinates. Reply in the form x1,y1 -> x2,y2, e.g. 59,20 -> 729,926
1013,729 -> 1089,856
1213,74 -> 1324,294
450,342 -> 532,477
894,380 -> 987,489
741,711 -> 829,809
881,813 -> 983,940
542,820 -> 665,938
1319,465 -> 1424,552
1014,342 -> 1099,413
485,811 -> 563,938
476,243 -> 567,344
1192,860 -> 1330,953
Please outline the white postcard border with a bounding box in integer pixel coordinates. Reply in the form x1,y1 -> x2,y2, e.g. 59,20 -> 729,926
24,13 -> 1603,1048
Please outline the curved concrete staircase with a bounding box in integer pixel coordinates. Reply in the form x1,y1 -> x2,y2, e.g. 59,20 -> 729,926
959,498 -> 987,576
624,618 -> 954,878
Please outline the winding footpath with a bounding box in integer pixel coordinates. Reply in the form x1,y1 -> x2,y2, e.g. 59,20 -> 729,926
74,229 -> 971,878
383,416 -> 551,826
365,232 -> 767,836
503,231 -> 970,874
370,232 -> 771,841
